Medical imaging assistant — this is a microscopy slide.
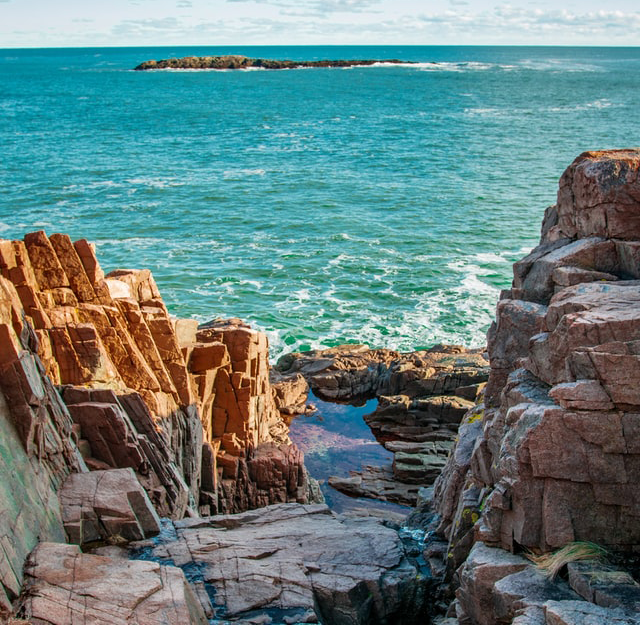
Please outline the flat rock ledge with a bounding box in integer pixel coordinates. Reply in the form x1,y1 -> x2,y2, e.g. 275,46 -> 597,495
17,542 -> 208,625
134,54 -> 415,71
128,502 -> 430,624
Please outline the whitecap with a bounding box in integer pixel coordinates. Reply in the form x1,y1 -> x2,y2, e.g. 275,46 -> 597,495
126,177 -> 185,188
327,253 -> 354,267
548,99 -> 617,113
464,107 -> 506,117
223,168 -> 266,178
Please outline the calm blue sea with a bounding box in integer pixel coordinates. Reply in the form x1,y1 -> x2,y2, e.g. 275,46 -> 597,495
1,46 -> 639,357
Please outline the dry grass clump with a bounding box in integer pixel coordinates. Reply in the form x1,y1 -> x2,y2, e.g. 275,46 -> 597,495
528,541 -> 608,579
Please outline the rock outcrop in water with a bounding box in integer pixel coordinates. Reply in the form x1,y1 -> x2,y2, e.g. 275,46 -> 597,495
278,344 -> 489,506
134,54 -> 413,71
424,149 -> 640,622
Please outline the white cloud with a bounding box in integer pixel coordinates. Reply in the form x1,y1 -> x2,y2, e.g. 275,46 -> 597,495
226,0 -> 381,16
414,5 -> 640,40
1,0 -> 639,46
97,7 -> 640,45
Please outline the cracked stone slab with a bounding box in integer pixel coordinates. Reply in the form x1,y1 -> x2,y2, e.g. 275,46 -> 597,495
18,542 -> 208,624
59,468 -> 161,547
142,503 -> 427,624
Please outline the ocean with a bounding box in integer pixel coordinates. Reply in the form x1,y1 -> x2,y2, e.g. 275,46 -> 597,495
1,46 -> 639,359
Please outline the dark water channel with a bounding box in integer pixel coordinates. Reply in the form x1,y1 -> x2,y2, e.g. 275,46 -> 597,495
128,393 -> 430,623
289,392 -> 410,516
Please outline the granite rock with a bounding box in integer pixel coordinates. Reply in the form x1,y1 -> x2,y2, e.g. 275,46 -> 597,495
136,503 -> 428,624
59,468 -> 161,547
430,150 -> 640,621
18,542 -> 208,624
0,230 -> 317,522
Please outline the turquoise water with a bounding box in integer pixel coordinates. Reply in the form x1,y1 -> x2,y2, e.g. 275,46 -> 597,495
2,46 -> 640,357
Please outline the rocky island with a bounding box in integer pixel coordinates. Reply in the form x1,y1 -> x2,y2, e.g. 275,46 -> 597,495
134,54 -> 414,71
1,149 -> 640,624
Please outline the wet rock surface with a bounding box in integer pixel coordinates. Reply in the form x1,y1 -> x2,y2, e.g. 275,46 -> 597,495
280,344 -> 488,506
134,54 -> 414,71
129,503 -> 430,624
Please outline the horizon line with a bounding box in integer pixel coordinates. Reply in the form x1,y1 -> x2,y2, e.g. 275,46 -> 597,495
2,43 -> 640,50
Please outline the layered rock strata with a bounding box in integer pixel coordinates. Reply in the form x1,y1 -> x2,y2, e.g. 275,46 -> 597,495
134,54 -> 412,71
279,345 -> 488,505
0,231 -> 316,617
429,149 -> 640,621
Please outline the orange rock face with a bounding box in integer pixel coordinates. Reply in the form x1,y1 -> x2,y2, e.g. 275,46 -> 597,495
0,230 -> 316,520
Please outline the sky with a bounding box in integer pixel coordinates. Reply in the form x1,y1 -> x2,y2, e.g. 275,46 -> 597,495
0,0 -> 639,48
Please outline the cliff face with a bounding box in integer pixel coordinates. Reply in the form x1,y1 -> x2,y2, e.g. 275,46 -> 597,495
0,231 -> 315,616
432,149 -> 640,620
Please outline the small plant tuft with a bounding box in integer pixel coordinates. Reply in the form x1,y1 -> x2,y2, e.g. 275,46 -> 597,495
528,541 -> 608,579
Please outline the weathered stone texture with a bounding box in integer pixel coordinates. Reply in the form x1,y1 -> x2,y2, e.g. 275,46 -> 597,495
0,275 -> 84,611
455,543 -> 639,625
429,150 -> 640,621
18,542 -> 208,625
133,503 -> 428,624
59,468 -> 161,547
0,230 -> 316,525
0,230 -> 318,618
434,150 -> 640,558
549,149 -> 640,242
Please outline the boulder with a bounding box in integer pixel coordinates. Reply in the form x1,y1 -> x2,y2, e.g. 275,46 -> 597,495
549,149 -> 640,242
59,468 -> 161,547
19,542 -> 208,624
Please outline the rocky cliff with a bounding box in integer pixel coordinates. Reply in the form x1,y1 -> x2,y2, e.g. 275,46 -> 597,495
0,231 -> 317,619
3,150 -> 640,624
429,149 -> 640,622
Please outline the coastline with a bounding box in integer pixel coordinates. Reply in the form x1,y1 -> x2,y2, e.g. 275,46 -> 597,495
9,46 -> 634,359
2,150 -> 640,623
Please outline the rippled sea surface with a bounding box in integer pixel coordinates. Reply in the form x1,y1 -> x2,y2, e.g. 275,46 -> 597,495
2,46 -> 639,357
